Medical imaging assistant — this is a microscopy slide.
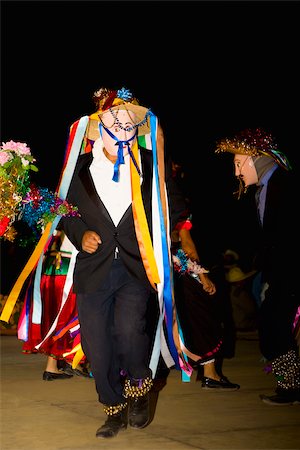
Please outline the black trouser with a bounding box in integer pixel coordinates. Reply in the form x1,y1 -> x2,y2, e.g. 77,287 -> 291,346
76,258 -> 152,406
258,278 -> 299,361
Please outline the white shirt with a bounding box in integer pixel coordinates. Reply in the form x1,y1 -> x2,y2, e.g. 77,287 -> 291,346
89,138 -> 132,226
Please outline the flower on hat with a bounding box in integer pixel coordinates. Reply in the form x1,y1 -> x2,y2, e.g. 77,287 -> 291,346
117,87 -> 133,102
0,140 -> 38,241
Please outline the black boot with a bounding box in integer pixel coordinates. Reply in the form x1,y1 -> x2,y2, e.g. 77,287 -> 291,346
124,377 -> 153,429
96,405 -> 128,439
128,393 -> 150,429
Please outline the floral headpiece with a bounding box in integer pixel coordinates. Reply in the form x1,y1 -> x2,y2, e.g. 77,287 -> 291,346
92,87 -> 151,136
215,128 -> 292,171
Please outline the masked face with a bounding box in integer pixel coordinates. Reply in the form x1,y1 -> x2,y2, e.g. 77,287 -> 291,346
234,154 -> 258,187
101,109 -> 137,157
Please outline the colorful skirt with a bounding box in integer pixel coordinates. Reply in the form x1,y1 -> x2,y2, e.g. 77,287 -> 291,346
19,254 -> 80,362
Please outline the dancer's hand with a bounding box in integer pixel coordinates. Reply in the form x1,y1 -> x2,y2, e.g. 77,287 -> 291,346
82,231 -> 101,253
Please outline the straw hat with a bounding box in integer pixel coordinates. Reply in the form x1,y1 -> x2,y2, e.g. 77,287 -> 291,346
91,87 -> 151,136
226,266 -> 257,283
215,128 -> 291,171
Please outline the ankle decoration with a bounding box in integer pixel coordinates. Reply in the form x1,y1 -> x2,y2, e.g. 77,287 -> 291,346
271,349 -> 300,390
123,377 -> 153,398
103,402 -> 128,416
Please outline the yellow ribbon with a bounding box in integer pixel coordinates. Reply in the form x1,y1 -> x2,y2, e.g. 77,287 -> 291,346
130,140 -> 160,289
63,343 -> 84,369
0,222 -> 53,323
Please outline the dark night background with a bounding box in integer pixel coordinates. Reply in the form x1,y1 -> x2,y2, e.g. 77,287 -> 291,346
1,0 -> 299,292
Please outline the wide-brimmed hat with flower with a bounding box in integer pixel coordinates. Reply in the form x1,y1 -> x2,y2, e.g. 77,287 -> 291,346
91,87 -> 151,136
215,128 -> 292,171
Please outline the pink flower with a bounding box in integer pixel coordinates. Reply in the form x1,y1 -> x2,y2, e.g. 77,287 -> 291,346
0,151 -> 12,165
1,140 -> 31,156
21,158 -> 30,167
15,142 -> 31,156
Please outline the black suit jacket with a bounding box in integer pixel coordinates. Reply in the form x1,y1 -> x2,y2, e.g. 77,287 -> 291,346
256,167 -> 297,285
61,146 -> 188,294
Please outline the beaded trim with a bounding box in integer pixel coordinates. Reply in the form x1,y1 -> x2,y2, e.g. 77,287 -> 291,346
123,377 -> 153,399
103,402 -> 128,416
271,349 -> 300,389
109,107 -> 151,132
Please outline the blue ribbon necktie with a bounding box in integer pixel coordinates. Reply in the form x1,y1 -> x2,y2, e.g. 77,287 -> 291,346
99,124 -> 141,182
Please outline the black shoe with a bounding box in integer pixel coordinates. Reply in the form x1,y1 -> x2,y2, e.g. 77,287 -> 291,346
260,390 -> 300,406
201,376 -> 240,391
129,393 -> 150,429
96,413 -> 127,438
63,365 -> 92,378
42,371 -> 73,381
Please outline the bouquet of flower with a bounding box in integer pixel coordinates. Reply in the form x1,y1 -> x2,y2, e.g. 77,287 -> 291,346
0,140 -> 38,241
21,183 -> 80,243
172,248 -> 209,282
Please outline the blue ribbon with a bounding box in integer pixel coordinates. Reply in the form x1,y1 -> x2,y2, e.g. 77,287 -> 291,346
149,112 -> 180,370
113,144 -> 125,182
99,124 -> 140,182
